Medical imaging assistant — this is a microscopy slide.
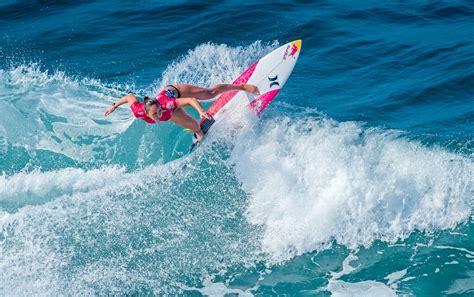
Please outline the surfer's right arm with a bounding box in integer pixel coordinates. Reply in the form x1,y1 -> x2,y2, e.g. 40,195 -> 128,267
104,94 -> 137,116
176,97 -> 212,119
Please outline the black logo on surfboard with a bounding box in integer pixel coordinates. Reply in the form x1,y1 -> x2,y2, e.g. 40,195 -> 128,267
268,75 -> 280,88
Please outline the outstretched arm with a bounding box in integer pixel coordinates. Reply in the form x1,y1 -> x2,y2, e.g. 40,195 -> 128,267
176,97 -> 211,119
104,94 -> 138,116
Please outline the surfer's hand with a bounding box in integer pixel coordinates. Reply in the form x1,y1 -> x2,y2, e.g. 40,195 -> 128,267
199,111 -> 211,120
104,105 -> 116,116
242,84 -> 260,95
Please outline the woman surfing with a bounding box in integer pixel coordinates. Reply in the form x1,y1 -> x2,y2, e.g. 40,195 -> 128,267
104,83 -> 259,141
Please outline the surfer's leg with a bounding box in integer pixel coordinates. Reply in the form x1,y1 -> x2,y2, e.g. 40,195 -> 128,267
175,83 -> 259,100
170,108 -> 204,141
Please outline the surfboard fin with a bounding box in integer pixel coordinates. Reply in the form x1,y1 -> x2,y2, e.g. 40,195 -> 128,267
189,140 -> 200,152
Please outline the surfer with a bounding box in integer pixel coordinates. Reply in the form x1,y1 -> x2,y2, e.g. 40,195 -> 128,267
104,83 -> 259,141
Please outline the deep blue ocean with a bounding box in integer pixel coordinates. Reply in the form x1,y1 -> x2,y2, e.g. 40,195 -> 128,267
1,1 -> 473,296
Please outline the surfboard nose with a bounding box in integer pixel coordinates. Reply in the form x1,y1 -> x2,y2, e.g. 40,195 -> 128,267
294,39 -> 302,48
289,40 -> 302,58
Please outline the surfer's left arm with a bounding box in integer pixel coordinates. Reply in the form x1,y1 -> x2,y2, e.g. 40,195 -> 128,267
176,97 -> 211,119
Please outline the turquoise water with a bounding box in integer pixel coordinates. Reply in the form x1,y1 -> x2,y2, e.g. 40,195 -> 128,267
0,1 -> 473,295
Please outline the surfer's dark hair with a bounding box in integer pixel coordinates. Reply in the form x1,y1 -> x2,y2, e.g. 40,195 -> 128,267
144,96 -> 158,112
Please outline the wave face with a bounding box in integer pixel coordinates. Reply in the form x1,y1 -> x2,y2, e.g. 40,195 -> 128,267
1,0 -> 473,295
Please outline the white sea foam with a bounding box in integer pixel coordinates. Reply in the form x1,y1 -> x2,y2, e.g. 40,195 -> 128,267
385,268 -> 407,285
0,154 -> 261,294
232,115 -> 474,262
182,277 -> 255,297
325,254 -> 397,297
385,268 -> 408,291
0,166 -> 129,209
328,279 -> 397,297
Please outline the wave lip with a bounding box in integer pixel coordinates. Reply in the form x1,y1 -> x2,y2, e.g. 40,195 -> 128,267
0,63 -> 133,163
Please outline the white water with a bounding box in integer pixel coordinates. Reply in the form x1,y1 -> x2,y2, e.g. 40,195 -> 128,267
232,114 -> 473,263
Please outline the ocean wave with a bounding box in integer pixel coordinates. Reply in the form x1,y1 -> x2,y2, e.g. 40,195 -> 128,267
0,63 -> 135,163
232,113 -> 473,262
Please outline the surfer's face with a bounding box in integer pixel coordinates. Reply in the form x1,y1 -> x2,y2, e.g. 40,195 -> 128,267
146,104 -> 162,121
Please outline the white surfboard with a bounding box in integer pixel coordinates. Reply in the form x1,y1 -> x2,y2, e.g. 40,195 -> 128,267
190,40 -> 302,151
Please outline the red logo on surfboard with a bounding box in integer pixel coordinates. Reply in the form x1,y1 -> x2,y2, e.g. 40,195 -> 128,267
283,41 -> 300,60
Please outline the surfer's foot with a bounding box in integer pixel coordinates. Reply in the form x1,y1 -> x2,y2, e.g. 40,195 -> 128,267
242,84 -> 260,95
195,130 -> 204,142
